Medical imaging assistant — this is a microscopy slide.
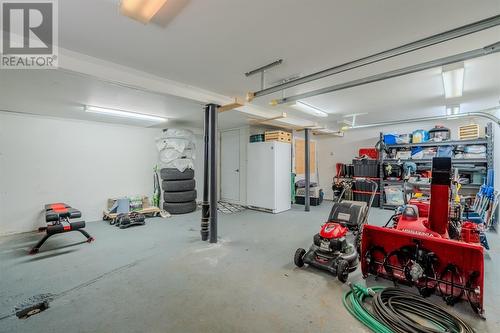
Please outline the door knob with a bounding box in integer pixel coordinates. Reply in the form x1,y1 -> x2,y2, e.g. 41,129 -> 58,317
235,169 -> 240,172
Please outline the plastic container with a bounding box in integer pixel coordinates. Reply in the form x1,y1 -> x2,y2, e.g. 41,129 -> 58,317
472,172 -> 484,185
384,186 -> 404,206
437,146 -> 453,158
411,146 -> 423,159
396,134 -> 411,144
353,159 -> 379,177
396,150 -> 411,159
383,134 -> 398,145
412,130 -> 429,143
422,148 -> 437,159
429,126 -> 450,142
383,163 -> 402,179
461,222 -> 480,244
249,134 -> 265,142
295,190 -> 324,206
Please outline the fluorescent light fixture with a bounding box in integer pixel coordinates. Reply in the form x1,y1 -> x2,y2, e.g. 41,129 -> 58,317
313,128 -> 344,137
85,106 -> 168,122
441,62 -> 464,98
291,101 -> 328,118
446,105 -> 460,116
120,0 -> 168,24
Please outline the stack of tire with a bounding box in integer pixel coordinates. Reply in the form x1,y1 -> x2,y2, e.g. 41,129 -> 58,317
161,168 -> 197,214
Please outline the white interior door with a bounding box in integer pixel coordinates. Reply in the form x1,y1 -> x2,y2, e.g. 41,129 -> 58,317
221,129 -> 240,202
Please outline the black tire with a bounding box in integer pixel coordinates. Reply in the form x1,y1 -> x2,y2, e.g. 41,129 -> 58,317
160,168 -> 194,181
163,201 -> 197,214
162,179 -> 195,192
337,259 -> 349,283
294,248 -> 306,267
163,190 -> 197,203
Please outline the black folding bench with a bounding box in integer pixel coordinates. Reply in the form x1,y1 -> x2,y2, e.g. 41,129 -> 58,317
29,203 -> 94,254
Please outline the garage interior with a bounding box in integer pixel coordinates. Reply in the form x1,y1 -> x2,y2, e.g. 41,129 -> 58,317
1,1 -> 500,332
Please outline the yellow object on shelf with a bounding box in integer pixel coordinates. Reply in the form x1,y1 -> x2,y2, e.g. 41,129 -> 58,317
459,124 -> 484,140
265,130 -> 292,143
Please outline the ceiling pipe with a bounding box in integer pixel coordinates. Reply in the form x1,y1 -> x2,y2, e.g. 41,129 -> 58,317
273,41 -> 500,105
341,109 -> 500,131
251,15 -> 500,98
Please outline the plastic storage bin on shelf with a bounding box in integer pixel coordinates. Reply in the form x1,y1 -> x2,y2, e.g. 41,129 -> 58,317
249,134 -> 265,143
429,126 -> 450,142
383,134 -> 398,144
412,130 -> 429,143
353,158 -> 379,178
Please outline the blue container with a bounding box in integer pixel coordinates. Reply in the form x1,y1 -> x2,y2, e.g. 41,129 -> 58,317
384,134 -> 398,145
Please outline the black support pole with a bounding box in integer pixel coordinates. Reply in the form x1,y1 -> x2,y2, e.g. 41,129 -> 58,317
304,128 -> 310,212
200,106 -> 210,241
208,103 -> 218,243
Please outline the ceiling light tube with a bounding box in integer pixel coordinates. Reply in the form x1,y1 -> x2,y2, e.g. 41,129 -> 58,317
446,105 -> 460,116
120,0 -> 168,24
441,62 -> 464,98
85,105 -> 168,122
291,101 -> 328,117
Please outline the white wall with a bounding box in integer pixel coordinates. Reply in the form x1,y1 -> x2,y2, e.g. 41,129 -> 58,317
316,118 -> 494,200
0,112 -> 160,235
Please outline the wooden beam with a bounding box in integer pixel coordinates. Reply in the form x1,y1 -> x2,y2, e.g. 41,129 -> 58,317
248,112 -> 287,124
218,97 -> 244,113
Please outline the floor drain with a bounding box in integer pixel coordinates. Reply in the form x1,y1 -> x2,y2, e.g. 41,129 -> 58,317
15,294 -> 53,319
16,301 -> 49,319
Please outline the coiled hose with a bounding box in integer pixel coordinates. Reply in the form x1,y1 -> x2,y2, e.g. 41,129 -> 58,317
343,284 -> 475,333
342,284 -> 392,333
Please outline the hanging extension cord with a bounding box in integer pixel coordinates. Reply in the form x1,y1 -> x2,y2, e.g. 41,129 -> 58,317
343,284 -> 476,333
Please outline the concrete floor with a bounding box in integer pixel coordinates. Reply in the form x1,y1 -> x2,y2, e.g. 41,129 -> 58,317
0,203 -> 498,332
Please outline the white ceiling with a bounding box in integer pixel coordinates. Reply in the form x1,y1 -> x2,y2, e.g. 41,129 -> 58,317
3,0 -> 500,128
0,70 -> 250,129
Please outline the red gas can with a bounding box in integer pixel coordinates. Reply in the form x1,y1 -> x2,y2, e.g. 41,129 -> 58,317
461,222 -> 480,244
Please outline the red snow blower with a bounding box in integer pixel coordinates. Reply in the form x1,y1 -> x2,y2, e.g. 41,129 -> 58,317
361,157 -> 485,316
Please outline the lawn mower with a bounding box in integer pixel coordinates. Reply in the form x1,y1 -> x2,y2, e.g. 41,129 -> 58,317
294,178 -> 378,283
361,157 -> 485,316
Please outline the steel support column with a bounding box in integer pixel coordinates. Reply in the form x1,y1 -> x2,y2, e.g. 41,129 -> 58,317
200,107 -> 210,241
304,128 -> 310,212
208,104 -> 219,243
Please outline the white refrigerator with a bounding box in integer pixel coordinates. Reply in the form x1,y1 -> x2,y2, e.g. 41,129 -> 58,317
247,141 -> 291,213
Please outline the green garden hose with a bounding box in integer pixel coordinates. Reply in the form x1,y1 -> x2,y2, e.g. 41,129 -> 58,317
343,284 -> 476,333
342,283 -> 393,333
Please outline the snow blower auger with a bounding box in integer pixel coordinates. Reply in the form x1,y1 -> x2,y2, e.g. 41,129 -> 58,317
360,157 -> 485,317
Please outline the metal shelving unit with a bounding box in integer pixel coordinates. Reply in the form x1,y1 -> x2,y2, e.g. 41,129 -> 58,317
378,123 -> 493,210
